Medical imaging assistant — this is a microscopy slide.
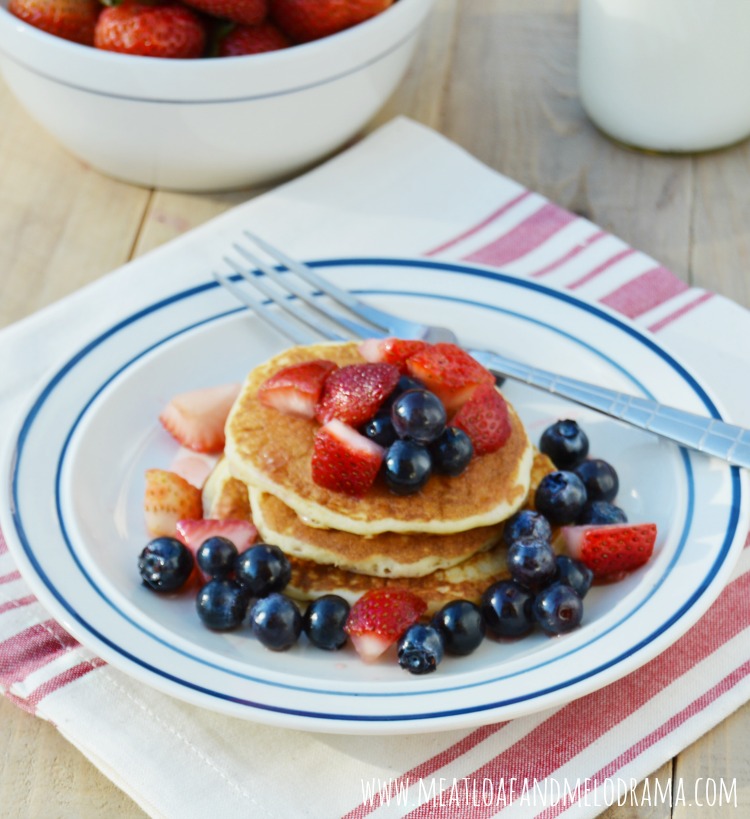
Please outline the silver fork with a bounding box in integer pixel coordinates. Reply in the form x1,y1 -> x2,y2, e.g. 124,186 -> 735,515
212,231 -> 750,470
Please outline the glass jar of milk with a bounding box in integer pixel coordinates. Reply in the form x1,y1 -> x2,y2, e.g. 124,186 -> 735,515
578,0 -> 750,152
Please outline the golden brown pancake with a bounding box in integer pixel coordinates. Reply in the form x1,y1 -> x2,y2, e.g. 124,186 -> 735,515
224,342 -> 534,536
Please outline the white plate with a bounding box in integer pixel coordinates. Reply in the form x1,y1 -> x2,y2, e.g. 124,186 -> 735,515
2,258 -> 748,735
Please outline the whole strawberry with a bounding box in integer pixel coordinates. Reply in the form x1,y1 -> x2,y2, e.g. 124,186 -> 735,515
94,2 -> 207,59
182,0 -> 268,27
271,0 -> 394,43
8,0 -> 101,45
217,21 -> 291,56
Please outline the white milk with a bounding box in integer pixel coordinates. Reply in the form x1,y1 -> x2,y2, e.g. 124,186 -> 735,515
578,0 -> 750,152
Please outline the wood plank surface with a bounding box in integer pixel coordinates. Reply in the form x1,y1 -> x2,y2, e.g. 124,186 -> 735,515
1,0 -> 748,816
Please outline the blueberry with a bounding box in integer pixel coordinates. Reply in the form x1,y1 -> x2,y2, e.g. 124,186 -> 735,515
554,555 -> 594,597
196,578 -> 250,630
382,439 -> 432,494
432,599 -> 485,655
430,427 -> 474,476
235,543 -> 291,597
397,624 -> 445,674
196,536 -> 237,578
390,389 -> 447,443
507,536 -> 557,589
361,413 -> 398,447
481,580 -> 534,638
578,500 -> 628,525
502,509 -> 553,547
250,593 -> 302,651
534,470 -> 588,525
540,420 -> 589,469
383,375 -> 425,411
532,582 -> 583,635
574,458 -> 619,502
303,595 -> 350,650
138,537 -> 194,592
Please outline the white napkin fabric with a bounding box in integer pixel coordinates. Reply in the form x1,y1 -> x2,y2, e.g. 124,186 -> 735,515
1,117 -> 749,818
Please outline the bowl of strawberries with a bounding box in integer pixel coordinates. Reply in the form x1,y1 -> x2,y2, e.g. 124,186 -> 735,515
0,0 -> 433,191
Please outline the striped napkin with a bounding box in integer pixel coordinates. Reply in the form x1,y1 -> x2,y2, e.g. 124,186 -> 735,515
1,117 -> 748,818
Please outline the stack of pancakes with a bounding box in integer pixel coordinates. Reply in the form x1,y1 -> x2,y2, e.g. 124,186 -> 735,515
204,342 -> 553,614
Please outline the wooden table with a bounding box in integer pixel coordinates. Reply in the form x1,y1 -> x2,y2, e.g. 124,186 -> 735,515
1,1 -> 748,816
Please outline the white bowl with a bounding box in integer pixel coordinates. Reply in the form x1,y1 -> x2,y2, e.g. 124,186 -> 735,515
0,0 -> 433,191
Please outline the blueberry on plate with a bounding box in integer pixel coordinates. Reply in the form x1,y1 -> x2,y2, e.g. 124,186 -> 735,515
534,470 -> 588,525
196,578 -> 251,630
397,624 -> 445,674
532,582 -> 583,635
502,509 -> 553,547
481,580 -> 534,638
574,458 -> 619,502
303,594 -> 350,650
577,499 -> 627,525
554,555 -> 594,597
196,535 -> 238,578
235,543 -> 292,597
507,537 -> 557,589
250,593 -> 303,651
390,388 -> 447,443
430,427 -> 474,476
432,599 -> 485,655
539,419 -> 589,469
382,439 -> 432,494
138,537 -> 194,592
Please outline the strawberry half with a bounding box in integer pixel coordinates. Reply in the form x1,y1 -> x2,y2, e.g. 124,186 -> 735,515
159,383 -> 241,454
144,469 -> 203,537
358,337 -> 428,372
345,588 -> 427,663
404,343 -> 495,414
452,383 -> 511,455
562,523 -> 657,581
258,359 -> 338,419
311,419 -> 384,497
315,362 -> 400,427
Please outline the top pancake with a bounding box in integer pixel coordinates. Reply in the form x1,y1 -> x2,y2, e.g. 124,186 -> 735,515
224,342 -> 534,536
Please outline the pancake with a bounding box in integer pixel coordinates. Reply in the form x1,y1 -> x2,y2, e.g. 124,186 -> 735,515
224,341 -> 534,536
285,545 -> 514,617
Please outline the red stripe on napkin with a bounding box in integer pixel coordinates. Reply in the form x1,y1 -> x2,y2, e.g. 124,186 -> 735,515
0,595 -> 36,615
530,230 -> 606,278
0,570 -> 21,585
0,620 -> 79,686
648,291 -> 714,333
424,192 -> 532,256
24,657 -> 106,711
599,267 -> 689,319
566,249 -> 636,289
464,203 -> 577,267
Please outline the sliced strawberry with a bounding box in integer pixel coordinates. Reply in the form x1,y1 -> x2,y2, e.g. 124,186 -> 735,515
404,343 -> 494,414
176,518 -> 258,578
452,383 -> 511,455
311,419 -> 384,497
562,523 -> 657,580
258,359 -> 338,419
159,383 -> 241,454
358,337 -> 429,372
345,588 -> 427,663
144,469 -> 203,537
315,362 -> 400,426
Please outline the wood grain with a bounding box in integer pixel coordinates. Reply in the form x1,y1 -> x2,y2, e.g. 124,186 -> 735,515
1,1 -> 748,816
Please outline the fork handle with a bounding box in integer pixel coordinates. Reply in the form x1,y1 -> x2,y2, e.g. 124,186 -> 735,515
469,349 -> 750,470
